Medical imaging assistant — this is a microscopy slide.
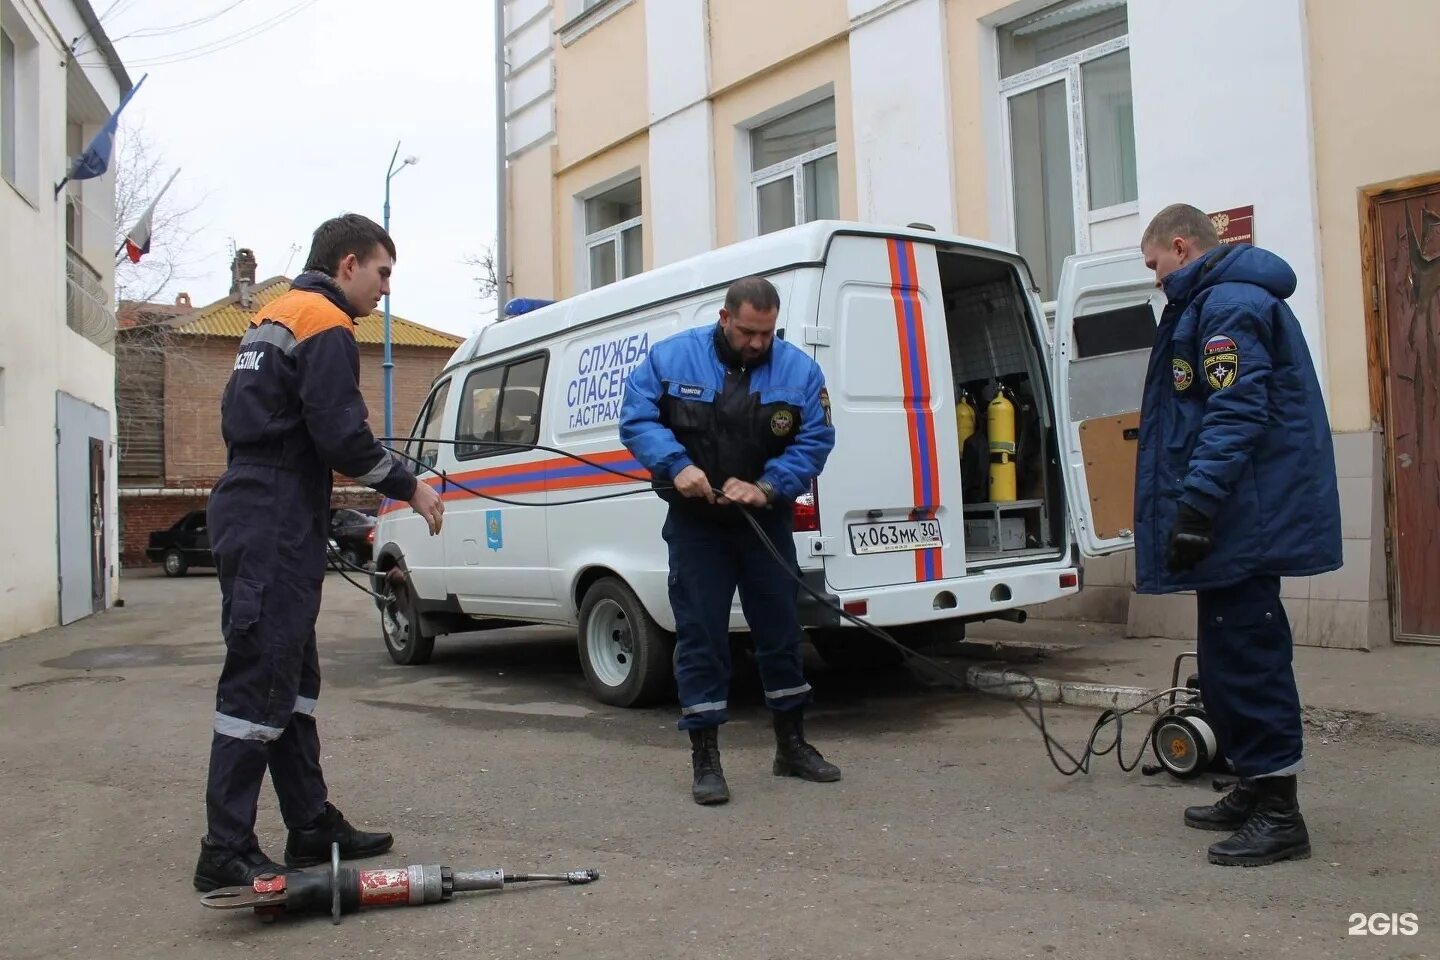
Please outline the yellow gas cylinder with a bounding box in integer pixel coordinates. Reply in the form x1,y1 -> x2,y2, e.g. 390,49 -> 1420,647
988,388 -> 1017,503
955,392 -> 976,448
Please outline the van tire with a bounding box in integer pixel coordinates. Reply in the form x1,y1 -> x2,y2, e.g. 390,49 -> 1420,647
578,577 -> 672,708
381,573 -> 435,666
809,628 -> 907,671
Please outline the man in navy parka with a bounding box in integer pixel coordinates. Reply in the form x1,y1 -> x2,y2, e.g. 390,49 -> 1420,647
1136,204 -> 1341,867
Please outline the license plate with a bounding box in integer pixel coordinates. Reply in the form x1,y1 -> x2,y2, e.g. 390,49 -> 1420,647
848,519 -> 942,555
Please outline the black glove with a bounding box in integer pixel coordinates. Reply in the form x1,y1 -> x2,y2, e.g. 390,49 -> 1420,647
1166,502 -> 1214,572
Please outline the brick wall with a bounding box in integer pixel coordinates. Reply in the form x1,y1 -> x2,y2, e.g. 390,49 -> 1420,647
161,337 -> 452,487
164,337 -> 234,486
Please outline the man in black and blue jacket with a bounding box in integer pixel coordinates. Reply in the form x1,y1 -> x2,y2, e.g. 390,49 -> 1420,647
620,277 -> 839,805
195,215 -> 445,891
1137,204 -> 1341,867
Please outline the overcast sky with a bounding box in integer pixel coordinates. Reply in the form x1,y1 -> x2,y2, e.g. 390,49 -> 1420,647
100,0 -> 499,337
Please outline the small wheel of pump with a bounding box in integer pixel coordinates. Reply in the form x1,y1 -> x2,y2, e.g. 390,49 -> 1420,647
380,570 -> 435,666
162,549 -> 188,578
577,577 -> 673,708
1151,713 -> 1216,780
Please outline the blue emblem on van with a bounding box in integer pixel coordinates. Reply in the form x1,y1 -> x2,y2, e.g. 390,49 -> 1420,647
486,510 -> 503,551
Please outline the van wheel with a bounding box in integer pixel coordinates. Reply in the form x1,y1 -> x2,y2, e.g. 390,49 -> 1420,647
578,578 -> 672,708
381,573 -> 435,666
809,628 -> 907,671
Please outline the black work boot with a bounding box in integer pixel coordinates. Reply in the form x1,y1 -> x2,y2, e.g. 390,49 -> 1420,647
1184,777 -> 1260,831
193,839 -> 296,892
772,709 -> 841,782
1207,775 -> 1311,867
689,728 -> 730,805
284,802 -> 394,867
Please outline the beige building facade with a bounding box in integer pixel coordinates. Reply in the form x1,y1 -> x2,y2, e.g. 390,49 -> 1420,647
499,0 -> 1440,649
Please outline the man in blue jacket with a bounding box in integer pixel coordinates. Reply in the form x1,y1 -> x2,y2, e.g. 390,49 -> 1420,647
1137,204 -> 1342,867
196,215 -> 446,890
620,277 -> 839,805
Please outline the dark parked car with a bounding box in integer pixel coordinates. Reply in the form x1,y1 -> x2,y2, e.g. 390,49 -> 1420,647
329,507 -> 377,569
146,510 -> 214,577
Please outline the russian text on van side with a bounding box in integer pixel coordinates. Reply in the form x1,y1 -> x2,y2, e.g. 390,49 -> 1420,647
566,332 -> 650,429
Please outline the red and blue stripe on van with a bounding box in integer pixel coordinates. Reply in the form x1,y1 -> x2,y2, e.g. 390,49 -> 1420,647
378,449 -> 649,515
886,238 -> 943,583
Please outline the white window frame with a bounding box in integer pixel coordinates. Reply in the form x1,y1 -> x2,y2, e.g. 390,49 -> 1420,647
750,141 -> 839,235
997,30 -> 1135,300
735,86 -> 838,239
0,6 -> 40,205
583,212 -> 643,290
577,173 -> 644,292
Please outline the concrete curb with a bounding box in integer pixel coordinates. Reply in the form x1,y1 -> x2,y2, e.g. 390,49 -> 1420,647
964,666 -> 1162,714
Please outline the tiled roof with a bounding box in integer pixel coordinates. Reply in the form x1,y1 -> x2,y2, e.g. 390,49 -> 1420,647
172,276 -> 464,349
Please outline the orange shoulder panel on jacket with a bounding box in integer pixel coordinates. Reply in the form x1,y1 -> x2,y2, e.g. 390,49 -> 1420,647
250,290 -> 354,342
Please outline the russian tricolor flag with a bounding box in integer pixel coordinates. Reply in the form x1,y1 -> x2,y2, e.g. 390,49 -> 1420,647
123,167 -> 179,264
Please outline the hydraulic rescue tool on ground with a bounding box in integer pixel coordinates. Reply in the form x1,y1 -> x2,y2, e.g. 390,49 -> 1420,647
200,843 -> 600,924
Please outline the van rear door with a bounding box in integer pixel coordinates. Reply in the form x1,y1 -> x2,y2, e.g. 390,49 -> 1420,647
809,234 -> 963,591
1051,249 -> 1163,556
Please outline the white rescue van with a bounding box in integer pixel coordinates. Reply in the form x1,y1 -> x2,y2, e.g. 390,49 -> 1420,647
371,221 -> 1159,707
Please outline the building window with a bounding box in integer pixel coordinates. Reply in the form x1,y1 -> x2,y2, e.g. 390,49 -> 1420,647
1,14 -> 39,200
1,26 -> 16,188
456,354 -> 547,459
999,0 -> 1135,301
750,97 -> 839,235
583,179 -> 643,290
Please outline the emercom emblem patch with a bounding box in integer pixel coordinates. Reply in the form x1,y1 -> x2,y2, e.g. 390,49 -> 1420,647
770,409 -> 795,437
1202,334 -> 1239,390
1173,358 -> 1194,392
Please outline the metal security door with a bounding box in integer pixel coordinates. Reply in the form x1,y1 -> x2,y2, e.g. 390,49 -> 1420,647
56,392 -> 111,624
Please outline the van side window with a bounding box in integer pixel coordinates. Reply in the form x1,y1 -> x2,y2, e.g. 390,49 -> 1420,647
411,378 -> 451,471
456,354 -> 548,459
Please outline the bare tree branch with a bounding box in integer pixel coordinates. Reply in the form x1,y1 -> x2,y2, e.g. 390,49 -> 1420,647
462,239 -> 510,321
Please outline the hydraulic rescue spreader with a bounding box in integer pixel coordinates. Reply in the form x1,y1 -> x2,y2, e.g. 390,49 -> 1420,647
200,843 -> 599,924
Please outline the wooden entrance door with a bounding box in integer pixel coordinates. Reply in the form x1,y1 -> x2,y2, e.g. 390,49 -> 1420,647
1372,183 -> 1440,643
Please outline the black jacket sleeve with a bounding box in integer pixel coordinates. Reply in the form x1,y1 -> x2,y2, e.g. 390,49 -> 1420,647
294,326 -> 418,501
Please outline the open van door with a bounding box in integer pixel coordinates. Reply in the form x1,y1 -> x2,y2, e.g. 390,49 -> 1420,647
1051,249 -> 1164,557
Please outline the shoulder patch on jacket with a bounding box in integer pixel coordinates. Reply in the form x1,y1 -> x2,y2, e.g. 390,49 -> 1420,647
1203,340 -> 1239,390
1173,358 -> 1194,392
255,290 -> 354,344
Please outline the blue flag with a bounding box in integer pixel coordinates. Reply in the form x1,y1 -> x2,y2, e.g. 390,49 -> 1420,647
65,73 -> 146,183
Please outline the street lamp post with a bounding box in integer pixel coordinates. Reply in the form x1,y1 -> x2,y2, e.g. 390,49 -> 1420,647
382,142 -> 418,438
